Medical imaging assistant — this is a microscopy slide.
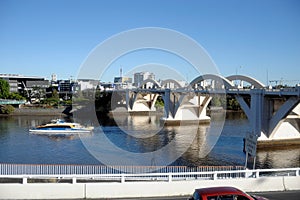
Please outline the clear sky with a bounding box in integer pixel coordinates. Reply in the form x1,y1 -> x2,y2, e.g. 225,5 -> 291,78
0,0 -> 300,85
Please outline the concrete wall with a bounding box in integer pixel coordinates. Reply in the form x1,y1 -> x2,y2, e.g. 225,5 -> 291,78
1,176 -> 300,199
0,183 -> 85,199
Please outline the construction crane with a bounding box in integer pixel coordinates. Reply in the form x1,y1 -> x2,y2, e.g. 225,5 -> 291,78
269,79 -> 300,87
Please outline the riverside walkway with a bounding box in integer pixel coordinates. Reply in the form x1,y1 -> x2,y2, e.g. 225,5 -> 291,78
0,164 -> 299,199
0,99 -> 26,105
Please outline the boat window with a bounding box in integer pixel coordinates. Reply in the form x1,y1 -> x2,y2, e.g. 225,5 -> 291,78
45,125 -> 72,128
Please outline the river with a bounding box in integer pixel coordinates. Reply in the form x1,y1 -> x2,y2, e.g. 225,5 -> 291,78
0,112 -> 299,169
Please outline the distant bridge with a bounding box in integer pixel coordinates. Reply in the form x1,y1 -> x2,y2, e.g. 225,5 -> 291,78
108,74 -> 300,142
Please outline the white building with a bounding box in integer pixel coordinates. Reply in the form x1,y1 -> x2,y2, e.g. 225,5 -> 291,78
77,79 -> 99,91
51,74 -> 57,82
133,72 -> 155,87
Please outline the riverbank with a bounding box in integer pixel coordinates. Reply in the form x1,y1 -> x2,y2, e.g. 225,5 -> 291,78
257,138 -> 300,149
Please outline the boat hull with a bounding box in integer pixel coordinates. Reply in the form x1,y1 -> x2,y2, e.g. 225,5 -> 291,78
29,129 -> 93,135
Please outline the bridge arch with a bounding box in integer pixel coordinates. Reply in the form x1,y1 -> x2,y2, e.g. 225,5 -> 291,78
139,79 -> 161,89
190,74 -> 235,89
226,75 -> 265,89
161,79 -> 182,89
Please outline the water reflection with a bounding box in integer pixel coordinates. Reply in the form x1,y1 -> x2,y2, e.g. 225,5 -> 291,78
81,128 -> 187,166
112,113 -> 163,138
256,148 -> 300,168
32,133 -> 89,141
0,113 -> 299,168
80,110 -> 225,168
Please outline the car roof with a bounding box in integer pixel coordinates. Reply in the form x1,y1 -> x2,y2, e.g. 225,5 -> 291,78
195,186 -> 245,196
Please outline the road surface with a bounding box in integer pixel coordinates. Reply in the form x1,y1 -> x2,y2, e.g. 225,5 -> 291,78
115,190 -> 300,200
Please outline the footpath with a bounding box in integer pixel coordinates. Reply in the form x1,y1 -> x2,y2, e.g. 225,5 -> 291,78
9,107 -> 68,116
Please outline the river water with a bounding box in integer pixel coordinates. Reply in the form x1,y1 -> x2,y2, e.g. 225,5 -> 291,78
0,112 -> 299,169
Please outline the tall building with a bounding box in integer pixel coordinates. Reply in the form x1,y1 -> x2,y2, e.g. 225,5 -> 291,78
57,80 -> 79,94
77,79 -> 100,90
113,76 -> 133,89
51,74 -> 57,82
133,72 -> 155,87
114,76 -> 132,84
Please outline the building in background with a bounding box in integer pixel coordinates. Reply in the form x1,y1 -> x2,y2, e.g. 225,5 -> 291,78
77,79 -> 100,91
57,80 -> 79,99
133,72 -> 155,87
113,76 -> 133,89
0,74 -> 49,94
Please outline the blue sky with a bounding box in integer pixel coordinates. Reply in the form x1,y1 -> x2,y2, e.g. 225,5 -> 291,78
0,0 -> 300,85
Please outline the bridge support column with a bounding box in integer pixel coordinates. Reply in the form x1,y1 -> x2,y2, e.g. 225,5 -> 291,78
125,90 -> 135,111
163,89 -> 171,119
236,89 -> 264,137
250,89 -> 264,137
236,89 -> 300,141
125,90 -> 158,113
161,90 -> 211,125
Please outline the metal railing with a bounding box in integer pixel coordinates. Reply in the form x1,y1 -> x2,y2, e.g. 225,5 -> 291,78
0,164 -> 298,184
0,163 -> 243,175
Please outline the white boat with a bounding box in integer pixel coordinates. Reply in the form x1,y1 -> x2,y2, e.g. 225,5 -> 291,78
29,119 -> 94,135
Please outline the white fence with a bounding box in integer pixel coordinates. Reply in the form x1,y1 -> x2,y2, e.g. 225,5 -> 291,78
0,164 -> 299,184
0,163 -> 243,175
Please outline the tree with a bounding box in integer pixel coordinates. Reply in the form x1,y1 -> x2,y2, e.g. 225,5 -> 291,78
0,79 -> 10,99
211,96 -> 222,107
0,105 -> 15,114
8,92 -> 26,100
41,89 -> 60,107
95,90 -> 111,113
155,96 -> 164,108
52,89 -> 59,99
227,98 -> 241,110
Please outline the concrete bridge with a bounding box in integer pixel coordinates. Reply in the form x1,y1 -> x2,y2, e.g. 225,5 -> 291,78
110,74 -> 300,142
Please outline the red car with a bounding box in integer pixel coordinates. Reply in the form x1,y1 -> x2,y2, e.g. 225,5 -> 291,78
188,186 -> 269,200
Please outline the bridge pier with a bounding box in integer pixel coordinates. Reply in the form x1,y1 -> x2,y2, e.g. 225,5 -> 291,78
125,90 -> 159,113
236,89 -> 300,143
161,89 -> 211,125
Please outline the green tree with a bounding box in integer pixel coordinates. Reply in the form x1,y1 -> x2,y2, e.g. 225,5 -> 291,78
8,92 -> 26,100
227,98 -> 241,110
0,79 -> 10,99
155,96 -> 164,108
211,96 -> 222,107
210,95 -> 227,109
42,89 -> 60,107
52,89 -> 59,99
95,91 -> 111,113
0,105 -> 15,114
